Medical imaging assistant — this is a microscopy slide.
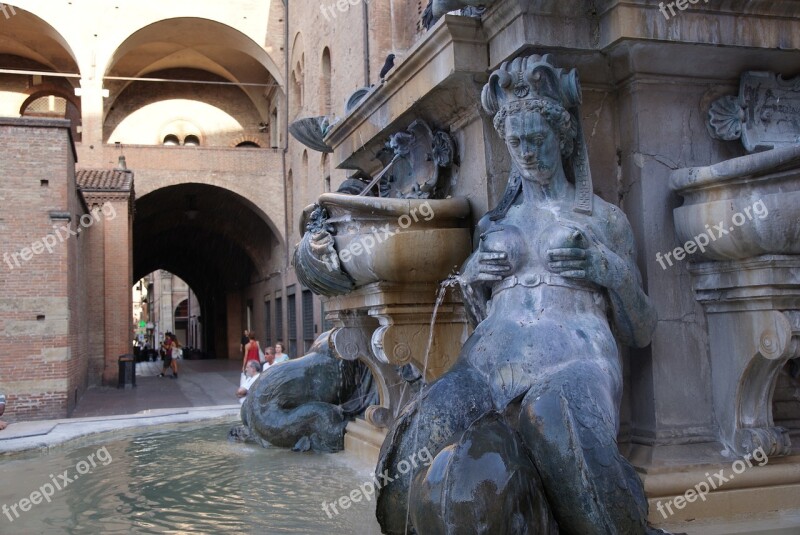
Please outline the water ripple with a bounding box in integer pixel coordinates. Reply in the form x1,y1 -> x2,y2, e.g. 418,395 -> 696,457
0,422 -> 382,535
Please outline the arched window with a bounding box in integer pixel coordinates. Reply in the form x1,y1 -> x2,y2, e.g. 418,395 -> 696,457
22,95 -> 68,118
20,91 -> 81,141
291,66 -> 303,117
163,134 -> 180,146
183,135 -> 200,146
320,48 -> 332,116
236,141 -> 260,148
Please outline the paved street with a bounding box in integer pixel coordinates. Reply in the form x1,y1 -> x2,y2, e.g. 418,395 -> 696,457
71,358 -> 243,417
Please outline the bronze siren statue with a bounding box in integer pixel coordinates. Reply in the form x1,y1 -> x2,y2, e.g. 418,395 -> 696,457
375,55 -> 666,534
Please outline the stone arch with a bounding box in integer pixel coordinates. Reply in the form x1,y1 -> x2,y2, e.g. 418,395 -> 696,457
135,179 -> 284,249
101,17 -> 285,129
0,5 -> 81,76
0,6 -> 82,122
104,17 -> 284,87
18,85 -> 81,115
134,183 -> 284,358
231,135 -> 263,148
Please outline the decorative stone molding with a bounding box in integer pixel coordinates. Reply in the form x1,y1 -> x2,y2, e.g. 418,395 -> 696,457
324,15 -> 487,174
381,120 -> 456,199
689,257 -> 798,456
708,71 -> 800,152
674,73 -> 800,455
325,282 -> 470,430
295,191 -> 472,430
369,301 -> 466,379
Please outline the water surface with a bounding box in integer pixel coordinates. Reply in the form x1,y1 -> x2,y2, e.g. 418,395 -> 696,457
0,421 -> 382,534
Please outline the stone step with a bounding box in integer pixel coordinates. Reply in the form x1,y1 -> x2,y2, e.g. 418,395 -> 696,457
344,418 -> 387,467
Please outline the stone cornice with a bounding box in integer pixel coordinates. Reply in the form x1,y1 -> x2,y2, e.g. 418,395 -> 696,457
597,0 -> 800,51
324,15 -> 487,173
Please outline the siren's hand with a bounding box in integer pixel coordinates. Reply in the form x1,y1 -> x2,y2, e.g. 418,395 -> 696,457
546,234 -> 626,290
462,251 -> 513,283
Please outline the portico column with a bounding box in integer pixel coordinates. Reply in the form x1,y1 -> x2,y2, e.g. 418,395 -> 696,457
76,77 -> 107,165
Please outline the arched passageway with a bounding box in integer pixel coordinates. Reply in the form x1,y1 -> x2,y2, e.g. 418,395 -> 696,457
134,183 -> 281,358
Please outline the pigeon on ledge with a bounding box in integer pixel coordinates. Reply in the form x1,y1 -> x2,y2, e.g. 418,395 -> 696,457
379,54 -> 396,81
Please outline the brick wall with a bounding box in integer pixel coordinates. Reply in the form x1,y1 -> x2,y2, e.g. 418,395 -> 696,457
85,199 -> 106,386
65,138 -> 90,414
79,191 -> 134,387
0,118 -> 88,421
102,197 -> 133,384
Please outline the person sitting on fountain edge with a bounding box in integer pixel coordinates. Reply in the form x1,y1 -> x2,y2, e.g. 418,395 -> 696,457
0,393 -> 7,431
237,361 -> 262,405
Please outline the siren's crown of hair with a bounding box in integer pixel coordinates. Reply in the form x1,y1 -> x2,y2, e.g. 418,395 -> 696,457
481,54 -> 581,117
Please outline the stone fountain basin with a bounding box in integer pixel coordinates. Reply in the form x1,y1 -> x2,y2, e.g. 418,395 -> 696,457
670,145 -> 800,261
316,193 -> 471,285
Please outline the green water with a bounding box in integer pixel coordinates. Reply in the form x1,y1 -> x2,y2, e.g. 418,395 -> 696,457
0,422 -> 382,534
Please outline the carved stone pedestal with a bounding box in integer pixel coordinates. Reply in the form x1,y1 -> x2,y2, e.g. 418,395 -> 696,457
689,256 -> 799,457
326,282 -> 469,431
672,75 -> 800,458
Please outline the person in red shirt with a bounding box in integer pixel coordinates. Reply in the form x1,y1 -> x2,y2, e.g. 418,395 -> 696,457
242,333 -> 261,372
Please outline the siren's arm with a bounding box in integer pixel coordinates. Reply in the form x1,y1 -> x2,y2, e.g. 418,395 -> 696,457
460,273 -> 490,328
593,211 -> 657,348
459,215 -> 499,328
549,205 -> 656,347
603,246 -> 657,348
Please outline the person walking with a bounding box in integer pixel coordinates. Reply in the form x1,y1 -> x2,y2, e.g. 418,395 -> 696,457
159,333 -> 179,379
242,333 -> 261,372
240,329 -> 250,358
169,333 -> 181,378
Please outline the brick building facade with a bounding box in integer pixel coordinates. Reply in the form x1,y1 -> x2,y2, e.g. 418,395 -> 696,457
0,118 -> 89,419
0,1 -> 292,421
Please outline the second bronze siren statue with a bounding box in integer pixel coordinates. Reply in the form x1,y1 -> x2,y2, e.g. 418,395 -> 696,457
375,55 -> 667,534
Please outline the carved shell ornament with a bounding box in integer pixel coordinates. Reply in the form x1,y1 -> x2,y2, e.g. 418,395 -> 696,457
707,71 -> 800,151
432,131 -> 455,168
708,95 -> 744,141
